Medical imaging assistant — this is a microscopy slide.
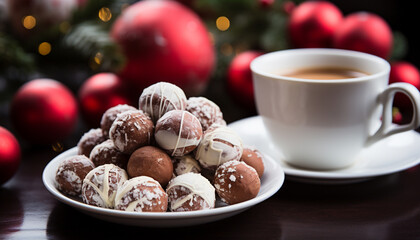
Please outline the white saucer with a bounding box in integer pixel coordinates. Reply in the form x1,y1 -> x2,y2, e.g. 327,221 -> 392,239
42,147 -> 284,227
228,116 -> 420,184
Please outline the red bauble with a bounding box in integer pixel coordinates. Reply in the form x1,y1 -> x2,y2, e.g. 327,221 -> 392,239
78,73 -> 133,127
111,0 -> 215,96
10,79 -> 78,144
0,127 -> 21,185
288,1 -> 343,48
333,12 -> 393,59
227,51 -> 264,108
389,61 -> 420,109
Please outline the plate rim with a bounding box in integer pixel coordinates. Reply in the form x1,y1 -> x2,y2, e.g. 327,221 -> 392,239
228,115 -> 420,181
42,146 -> 284,222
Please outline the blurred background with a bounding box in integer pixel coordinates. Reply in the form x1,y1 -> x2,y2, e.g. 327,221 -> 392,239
0,0 -> 419,154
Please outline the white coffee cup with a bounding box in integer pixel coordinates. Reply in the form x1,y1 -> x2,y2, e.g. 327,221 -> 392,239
251,48 -> 420,170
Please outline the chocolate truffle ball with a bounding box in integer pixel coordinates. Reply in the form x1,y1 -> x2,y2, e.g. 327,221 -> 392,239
155,110 -> 203,157
139,82 -> 187,122
166,172 -> 215,212
100,104 -> 138,136
214,160 -> 260,205
114,176 -> 168,212
55,155 -> 95,196
82,164 -> 128,208
89,139 -> 129,169
77,128 -> 107,157
109,110 -> 154,154
240,146 -> 265,178
172,154 -> 201,176
186,97 -> 226,131
127,146 -> 173,187
195,124 -> 243,171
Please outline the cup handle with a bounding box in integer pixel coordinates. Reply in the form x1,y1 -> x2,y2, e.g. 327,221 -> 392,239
367,82 -> 420,146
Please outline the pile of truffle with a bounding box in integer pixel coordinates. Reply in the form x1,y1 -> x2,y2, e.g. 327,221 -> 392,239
55,82 -> 264,213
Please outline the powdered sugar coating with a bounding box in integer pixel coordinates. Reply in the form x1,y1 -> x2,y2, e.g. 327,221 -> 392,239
214,160 -> 260,205
81,164 -> 128,208
90,139 -> 129,169
139,82 -> 187,122
109,110 -> 154,154
155,110 -> 203,157
101,104 -> 138,136
240,145 -> 265,178
195,124 -> 243,170
56,155 -> 95,196
114,176 -> 168,212
166,172 -> 215,212
172,154 -> 201,176
186,97 -> 226,131
77,128 -> 107,157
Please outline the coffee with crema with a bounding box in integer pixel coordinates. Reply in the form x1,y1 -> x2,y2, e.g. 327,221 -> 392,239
281,67 -> 369,80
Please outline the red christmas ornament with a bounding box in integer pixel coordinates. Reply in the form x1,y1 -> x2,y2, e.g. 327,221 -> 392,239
227,51 -> 264,108
288,1 -> 343,48
389,61 -> 420,109
111,0 -> 215,96
333,12 -> 393,59
10,79 -> 78,144
0,126 -> 21,185
78,72 -> 133,127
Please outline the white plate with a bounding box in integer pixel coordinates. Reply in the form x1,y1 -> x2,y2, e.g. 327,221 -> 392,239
228,116 -> 420,184
42,147 -> 284,227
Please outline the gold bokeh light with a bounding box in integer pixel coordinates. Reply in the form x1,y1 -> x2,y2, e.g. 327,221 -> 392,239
216,16 -> 230,31
98,7 -> 112,22
22,15 -> 36,29
94,52 -> 103,65
38,42 -> 52,56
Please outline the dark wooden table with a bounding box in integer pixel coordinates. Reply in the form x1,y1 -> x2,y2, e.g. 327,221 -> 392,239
2,131 -> 420,240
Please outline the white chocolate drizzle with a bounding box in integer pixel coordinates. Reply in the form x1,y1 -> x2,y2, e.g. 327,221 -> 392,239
82,164 -> 128,208
195,125 -> 243,168
167,173 -> 215,210
114,176 -> 167,212
173,155 -> 201,175
155,111 -> 202,156
139,82 -> 187,122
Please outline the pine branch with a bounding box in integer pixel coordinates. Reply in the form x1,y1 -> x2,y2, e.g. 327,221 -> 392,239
62,21 -> 124,71
0,33 -> 35,74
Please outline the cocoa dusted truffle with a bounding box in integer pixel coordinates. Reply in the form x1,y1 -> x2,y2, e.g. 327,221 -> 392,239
155,110 -> 203,157
109,110 -> 154,154
166,172 -> 215,212
138,82 -> 187,122
55,155 -> 95,196
77,128 -> 107,157
89,139 -> 129,170
195,124 -> 243,171
114,176 -> 168,212
100,104 -> 137,136
186,97 -> 226,131
240,146 -> 265,178
214,160 -> 260,205
127,146 -> 173,187
172,154 -> 201,176
81,164 -> 128,208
